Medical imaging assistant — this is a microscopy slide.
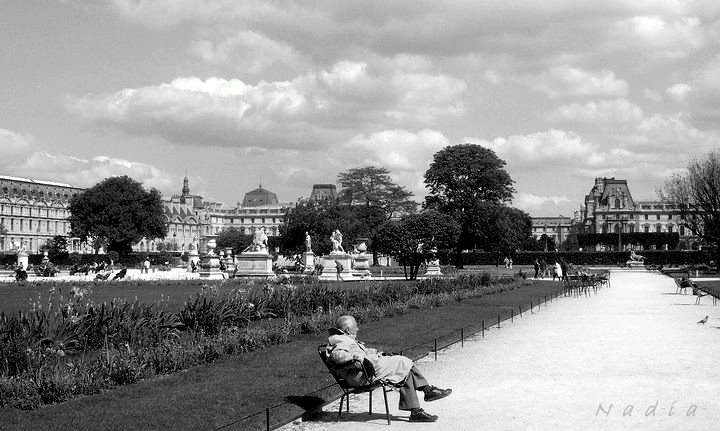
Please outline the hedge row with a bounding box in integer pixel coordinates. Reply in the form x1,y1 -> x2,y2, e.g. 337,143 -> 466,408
459,250 -> 716,266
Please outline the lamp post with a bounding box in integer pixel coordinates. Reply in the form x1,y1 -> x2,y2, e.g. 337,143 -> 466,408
36,226 -> 41,254
606,215 -> 630,251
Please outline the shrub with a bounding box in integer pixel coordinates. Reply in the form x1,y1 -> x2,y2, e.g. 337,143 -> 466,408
0,377 -> 41,410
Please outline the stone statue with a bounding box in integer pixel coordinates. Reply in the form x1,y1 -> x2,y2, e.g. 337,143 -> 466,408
11,239 -> 20,251
330,229 -> 345,253
305,231 -> 312,252
630,250 -> 645,262
253,227 -> 268,252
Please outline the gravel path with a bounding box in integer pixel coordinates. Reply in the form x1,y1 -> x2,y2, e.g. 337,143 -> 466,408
281,270 -> 720,431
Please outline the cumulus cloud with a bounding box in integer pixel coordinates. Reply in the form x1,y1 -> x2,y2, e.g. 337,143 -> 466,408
523,66 -> 628,99
665,83 -> 693,102
546,99 -> 643,124
609,15 -> 708,59
190,31 -> 299,73
67,61 -> 466,148
339,129 -> 450,197
0,128 -> 34,160
514,192 -> 574,214
467,129 -> 604,168
0,127 -> 174,191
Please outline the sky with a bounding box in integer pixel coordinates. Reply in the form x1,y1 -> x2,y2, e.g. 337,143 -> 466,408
2,1 -> 720,217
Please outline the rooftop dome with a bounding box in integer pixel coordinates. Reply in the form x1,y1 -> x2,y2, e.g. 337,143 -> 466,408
242,184 -> 279,207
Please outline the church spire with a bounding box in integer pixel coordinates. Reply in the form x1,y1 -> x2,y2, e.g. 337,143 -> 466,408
182,175 -> 190,196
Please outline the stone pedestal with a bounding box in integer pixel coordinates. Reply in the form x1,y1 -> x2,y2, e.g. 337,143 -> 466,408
199,239 -> 225,279
187,247 -> 200,272
302,251 -> 315,274
233,252 -> 275,277
626,260 -> 645,269
351,253 -> 370,270
41,251 -> 50,265
424,259 -> 442,277
320,253 -> 354,281
16,251 -> 28,270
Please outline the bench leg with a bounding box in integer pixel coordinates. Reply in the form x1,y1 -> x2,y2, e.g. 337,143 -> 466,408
383,387 -> 391,425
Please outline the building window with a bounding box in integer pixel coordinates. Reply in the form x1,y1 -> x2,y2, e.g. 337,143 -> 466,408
644,214 -> 648,220
656,214 -> 660,220
668,225 -> 673,233
644,225 -> 649,233
656,224 -> 662,233
680,226 -> 685,236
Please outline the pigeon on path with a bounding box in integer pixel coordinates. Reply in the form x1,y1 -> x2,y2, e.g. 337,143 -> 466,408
697,315 -> 709,325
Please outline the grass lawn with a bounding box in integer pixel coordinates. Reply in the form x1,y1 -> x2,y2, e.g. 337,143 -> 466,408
1,276 -> 565,431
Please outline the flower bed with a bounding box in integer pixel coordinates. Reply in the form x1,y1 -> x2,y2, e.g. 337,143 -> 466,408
0,273 -> 527,409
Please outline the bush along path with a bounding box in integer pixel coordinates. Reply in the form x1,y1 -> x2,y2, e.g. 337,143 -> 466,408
1,273 -> 562,429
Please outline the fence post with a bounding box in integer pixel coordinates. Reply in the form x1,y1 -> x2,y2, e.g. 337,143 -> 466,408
434,339 -> 437,361
461,328 -> 464,348
497,314 -> 500,329
519,304 -> 522,317
511,308 -> 514,323
266,407 -> 270,431
482,319 -> 485,338
530,300 -> 533,313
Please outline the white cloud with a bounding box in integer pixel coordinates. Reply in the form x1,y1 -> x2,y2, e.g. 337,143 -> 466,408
340,129 -> 450,197
665,83 -> 693,102
0,128 -> 34,161
14,152 -> 175,191
68,61 -> 466,148
609,15 -> 708,59
514,192 -> 573,214
190,31 -> 299,73
547,99 -> 643,124
467,129 -> 604,168
523,66 -> 628,99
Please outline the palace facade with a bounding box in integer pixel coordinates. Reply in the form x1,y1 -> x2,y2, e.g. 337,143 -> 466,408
136,178 -> 293,254
578,177 -> 699,250
0,175 -> 91,253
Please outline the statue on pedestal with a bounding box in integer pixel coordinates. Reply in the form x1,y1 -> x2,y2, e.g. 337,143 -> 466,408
305,232 -> 312,252
244,227 -> 268,253
330,229 -> 345,253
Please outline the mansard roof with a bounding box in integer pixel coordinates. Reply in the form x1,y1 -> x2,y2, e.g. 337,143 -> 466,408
242,185 -> 279,207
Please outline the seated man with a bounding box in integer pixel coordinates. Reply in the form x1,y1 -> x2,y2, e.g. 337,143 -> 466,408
327,315 -> 452,423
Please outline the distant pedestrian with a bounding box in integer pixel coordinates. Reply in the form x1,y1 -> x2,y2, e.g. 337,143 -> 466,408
503,256 -> 510,268
553,261 -> 563,281
539,258 -> 547,278
508,258 -> 513,269
533,259 -> 540,278
143,258 -> 150,274
335,260 -> 343,281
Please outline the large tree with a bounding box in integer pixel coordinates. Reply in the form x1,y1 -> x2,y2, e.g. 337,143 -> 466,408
278,199 -> 385,257
68,176 -> 166,256
215,227 -> 252,255
374,210 -> 460,280
660,149 -> 720,267
338,166 -> 417,264
338,166 -> 417,219
424,144 -> 517,264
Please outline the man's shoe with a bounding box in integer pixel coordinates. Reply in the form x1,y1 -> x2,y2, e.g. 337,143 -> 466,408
409,409 -> 438,422
424,386 -> 452,402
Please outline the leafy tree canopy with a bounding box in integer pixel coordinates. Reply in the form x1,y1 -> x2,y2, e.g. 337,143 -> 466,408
41,235 -> 69,262
660,149 -> 720,267
279,199 -> 385,257
215,227 -> 252,255
374,210 -> 460,279
338,166 -> 417,219
68,176 -> 166,256
424,143 -> 515,213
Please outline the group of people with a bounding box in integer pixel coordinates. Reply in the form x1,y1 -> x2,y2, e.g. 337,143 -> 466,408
533,257 -> 571,281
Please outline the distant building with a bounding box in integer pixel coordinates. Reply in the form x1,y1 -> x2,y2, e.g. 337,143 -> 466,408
309,184 -> 337,201
578,177 -> 698,250
0,175 -> 90,253
530,216 -> 573,250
